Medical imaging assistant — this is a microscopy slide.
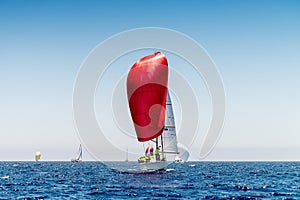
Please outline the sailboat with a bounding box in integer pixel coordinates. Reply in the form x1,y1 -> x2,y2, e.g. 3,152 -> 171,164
175,145 -> 190,163
125,147 -> 129,162
35,151 -> 41,162
127,52 -> 180,171
71,144 -> 82,162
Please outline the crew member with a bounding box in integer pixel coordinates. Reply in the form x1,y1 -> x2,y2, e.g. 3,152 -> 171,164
155,146 -> 160,161
149,146 -> 154,156
145,146 -> 149,157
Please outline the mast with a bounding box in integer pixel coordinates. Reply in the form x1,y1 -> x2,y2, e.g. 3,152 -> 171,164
160,134 -> 164,153
79,144 -> 82,161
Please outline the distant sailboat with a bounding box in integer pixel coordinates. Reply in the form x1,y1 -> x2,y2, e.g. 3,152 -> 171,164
175,145 -> 190,163
71,144 -> 82,162
127,52 -> 180,171
125,148 -> 129,162
35,151 -> 41,162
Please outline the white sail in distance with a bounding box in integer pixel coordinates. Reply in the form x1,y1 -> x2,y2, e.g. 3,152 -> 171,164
75,144 -> 82,161
71,144 -> 82,162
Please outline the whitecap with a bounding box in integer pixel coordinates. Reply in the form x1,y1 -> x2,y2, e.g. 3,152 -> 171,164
166,168 -> 175,172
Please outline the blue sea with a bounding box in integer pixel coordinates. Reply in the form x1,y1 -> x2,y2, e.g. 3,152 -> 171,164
0,162 -> 299,199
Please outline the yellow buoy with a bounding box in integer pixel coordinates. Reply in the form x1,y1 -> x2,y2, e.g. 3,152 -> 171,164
35,151 -> 41,161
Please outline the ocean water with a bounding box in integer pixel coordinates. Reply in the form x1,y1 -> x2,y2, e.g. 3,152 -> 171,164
0,162 -> 299,199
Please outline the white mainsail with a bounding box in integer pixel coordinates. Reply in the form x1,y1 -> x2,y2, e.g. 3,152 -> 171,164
76,144 -> 82,161
160,92 -> 179,155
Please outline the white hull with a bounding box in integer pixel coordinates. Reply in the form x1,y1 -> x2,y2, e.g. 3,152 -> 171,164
174,154 -> 183,163
139,161 -> 171,171
71,159 -> 82,162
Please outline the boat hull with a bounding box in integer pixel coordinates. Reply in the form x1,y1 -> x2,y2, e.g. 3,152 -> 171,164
139,161 -> 171,171
71,159 -> 81,162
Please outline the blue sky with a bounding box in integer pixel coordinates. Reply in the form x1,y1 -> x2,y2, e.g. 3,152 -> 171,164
0,0 -> 300,161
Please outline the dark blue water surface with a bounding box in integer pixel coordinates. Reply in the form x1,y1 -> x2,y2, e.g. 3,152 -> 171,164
0,162 -> 299,199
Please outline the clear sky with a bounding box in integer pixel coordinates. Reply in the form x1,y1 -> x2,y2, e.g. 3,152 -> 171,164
0,0 -> 300,161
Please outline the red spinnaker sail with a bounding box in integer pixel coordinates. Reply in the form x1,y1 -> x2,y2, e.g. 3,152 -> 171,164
127,52 -> 168,142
